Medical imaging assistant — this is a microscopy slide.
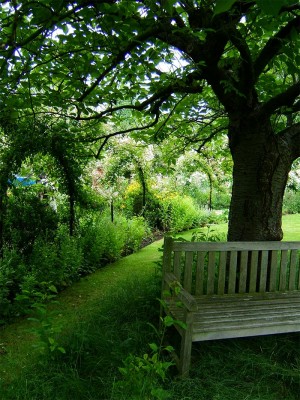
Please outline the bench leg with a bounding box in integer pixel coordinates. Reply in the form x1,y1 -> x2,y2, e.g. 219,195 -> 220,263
178,311 -> 194,377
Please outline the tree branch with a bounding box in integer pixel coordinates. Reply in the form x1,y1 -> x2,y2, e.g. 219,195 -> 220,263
253,15 -> 300,82
259,82 -> 300,117
76,72 -> 203,121
77,25 -> 162,102
94,112 -> 160,158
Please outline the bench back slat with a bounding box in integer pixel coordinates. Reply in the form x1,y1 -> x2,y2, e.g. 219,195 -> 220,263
228,251 -> 237,294
164,237 -> 300,296
279,250 -> 288,291
195,251 -> 205,295
173,251 -> 181,280
207,252 -> 216,294
249,251 -> 259,292
269,250 -> 278,292
217,251 -> 227,295
259,251 -> 268,292
289,249 -> 298,290
239,251 -> 248,293
184,252 -> 193,292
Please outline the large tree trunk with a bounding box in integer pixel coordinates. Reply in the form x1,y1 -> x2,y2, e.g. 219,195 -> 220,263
227,115 -> 292,241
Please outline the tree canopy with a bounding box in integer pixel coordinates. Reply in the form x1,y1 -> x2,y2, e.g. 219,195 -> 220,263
0,0 -> 300,240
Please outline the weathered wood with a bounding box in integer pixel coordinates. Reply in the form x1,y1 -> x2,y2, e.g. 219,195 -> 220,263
259,251 -> 268,292
161,237 -> 300,377
279,250 -> 288,290
289,249 -> 298,290
228,251 -> 237,294
195,251 -> 205,295
217,251 -> 226,295
183,251 -> 194,292
179,311 -> 194,377
249,250 -> 258,292
172,241 -> 300,252
207,252 -> 215,295
239,251 -> 248,293
269,250 -> 278,292
173,251 -> 182,280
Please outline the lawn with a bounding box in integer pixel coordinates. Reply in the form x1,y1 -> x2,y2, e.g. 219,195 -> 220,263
0,215 -> 300,399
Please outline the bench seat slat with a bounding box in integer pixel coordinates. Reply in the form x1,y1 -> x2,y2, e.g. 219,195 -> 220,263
168,303 -> 300,322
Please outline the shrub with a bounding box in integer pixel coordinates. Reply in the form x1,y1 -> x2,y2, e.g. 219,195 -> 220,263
0,248 -> 27,322
78,212 -> 150,273
4,185 -> 59,254
283,189 -> 300,214
159,194 -> 201,232
115,215 -> 151,254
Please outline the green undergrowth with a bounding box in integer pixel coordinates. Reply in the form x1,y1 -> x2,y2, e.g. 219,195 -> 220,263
1,222 -> 300,399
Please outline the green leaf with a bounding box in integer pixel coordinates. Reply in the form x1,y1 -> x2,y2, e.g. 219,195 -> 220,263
163,315 -> 174,327
214,0 -> 237,15
149,342 -> 159,352
58,347 -> 66,354
49,285 -> 58,293
255,0 -> 285,16
161,0 -> 177,14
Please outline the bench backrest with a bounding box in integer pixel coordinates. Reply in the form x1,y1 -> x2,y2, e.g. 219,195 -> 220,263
163,237 -> 300,295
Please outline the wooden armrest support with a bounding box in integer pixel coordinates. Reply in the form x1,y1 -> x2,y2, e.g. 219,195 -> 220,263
164,272 -> 198,312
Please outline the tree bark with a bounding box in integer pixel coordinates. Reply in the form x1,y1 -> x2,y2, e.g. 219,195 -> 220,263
227,115 -> 292,241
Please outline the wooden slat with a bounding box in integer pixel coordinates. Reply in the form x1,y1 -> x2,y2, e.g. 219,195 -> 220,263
217,251 -> 227,295
207,252 -> 215,295
279,250 -> 288,291
183,251 -> 194,292
162,236 -> 173,273
249,251 -> 258,293
195,251 -> 205,295
269,250 -> 278,292
289,249 -> 298,290
239,251 -> 248,293
259,251 -> 268,292
228,251 -> 237,294
173,251 -> 182,281
172,241 -> 300,252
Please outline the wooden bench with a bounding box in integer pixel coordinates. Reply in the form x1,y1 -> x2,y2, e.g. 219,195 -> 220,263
161,237 -> 300,376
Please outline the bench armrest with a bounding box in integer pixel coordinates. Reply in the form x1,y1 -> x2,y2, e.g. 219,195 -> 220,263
164,272 -> 198,312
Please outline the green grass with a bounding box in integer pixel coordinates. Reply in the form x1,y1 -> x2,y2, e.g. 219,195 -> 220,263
1,216 -> 300,399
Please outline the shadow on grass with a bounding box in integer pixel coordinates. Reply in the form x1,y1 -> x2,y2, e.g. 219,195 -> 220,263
1,269 -> 300,399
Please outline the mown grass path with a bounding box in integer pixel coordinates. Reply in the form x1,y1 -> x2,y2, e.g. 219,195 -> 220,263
0,239 -> 164,384
1,218 -> 300,400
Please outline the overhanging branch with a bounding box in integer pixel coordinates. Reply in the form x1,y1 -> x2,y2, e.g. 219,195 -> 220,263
259,82 -> 300,117
77,25 -> 162,103
94,112 -> 160,158
253,15 -> 300,82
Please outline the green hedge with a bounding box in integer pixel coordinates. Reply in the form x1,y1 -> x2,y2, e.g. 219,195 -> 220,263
0,212 -> 150,324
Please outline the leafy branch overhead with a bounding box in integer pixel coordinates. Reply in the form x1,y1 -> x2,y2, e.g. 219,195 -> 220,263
0,0 -> 299,240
